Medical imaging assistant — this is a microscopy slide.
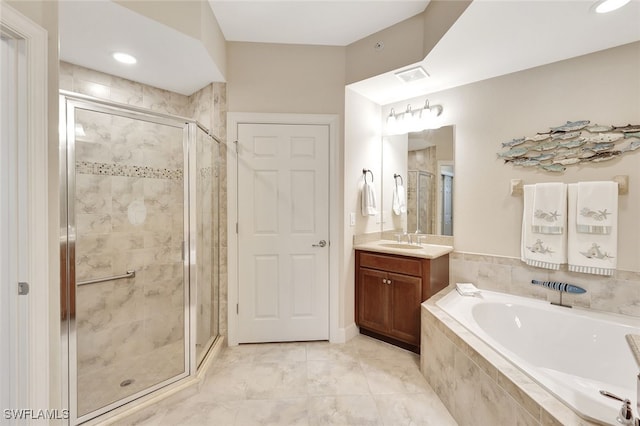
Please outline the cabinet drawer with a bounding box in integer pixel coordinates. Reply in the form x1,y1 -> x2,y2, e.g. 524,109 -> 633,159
358,251 -> 422,277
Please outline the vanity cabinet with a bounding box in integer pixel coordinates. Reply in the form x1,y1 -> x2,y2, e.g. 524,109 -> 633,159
355,250 -> 449,352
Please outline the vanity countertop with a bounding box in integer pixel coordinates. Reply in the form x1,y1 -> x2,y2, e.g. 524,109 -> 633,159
353,240 -> 453,259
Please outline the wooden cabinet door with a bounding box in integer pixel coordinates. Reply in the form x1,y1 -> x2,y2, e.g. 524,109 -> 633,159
357,268 -> 390,334
388,272 -> 422,345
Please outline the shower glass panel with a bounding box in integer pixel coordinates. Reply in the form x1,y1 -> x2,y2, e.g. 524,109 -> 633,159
67,102 -> 189,421
195,125 -> 220,366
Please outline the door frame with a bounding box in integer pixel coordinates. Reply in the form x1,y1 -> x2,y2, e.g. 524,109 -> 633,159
227,113 -> 340,346
0,2 -> 49,421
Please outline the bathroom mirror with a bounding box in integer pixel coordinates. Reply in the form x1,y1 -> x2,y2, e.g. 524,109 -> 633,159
381,125 -> 454,236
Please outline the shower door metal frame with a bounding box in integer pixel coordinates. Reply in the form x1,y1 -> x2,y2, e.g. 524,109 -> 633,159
59,91 -> 195,425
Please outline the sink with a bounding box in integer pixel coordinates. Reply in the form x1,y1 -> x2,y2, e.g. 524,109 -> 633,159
378,243 -> 423,250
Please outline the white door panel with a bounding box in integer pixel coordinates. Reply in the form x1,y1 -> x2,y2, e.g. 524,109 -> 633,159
238,123 -> 329,342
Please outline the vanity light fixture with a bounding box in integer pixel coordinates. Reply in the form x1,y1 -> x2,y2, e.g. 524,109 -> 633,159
385,99 -> 444,135
112,52 -> 137,65
592,0 -> 630,13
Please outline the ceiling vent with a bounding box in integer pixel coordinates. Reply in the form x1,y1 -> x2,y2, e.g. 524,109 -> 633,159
395,66 -> 430,83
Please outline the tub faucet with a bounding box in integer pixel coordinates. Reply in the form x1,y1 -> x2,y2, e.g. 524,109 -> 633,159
600,389 -> 640,426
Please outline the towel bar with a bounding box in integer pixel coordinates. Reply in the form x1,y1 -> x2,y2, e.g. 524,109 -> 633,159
77,270 -> 136,286
510,175 -> 628,196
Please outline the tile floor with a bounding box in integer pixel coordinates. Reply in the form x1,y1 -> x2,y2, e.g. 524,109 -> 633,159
120,334 -> 458,425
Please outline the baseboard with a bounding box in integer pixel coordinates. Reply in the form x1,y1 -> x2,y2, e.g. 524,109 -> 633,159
331,322 -> 359,343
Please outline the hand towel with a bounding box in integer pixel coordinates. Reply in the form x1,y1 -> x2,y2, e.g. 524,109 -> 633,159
521,185 -> 566,270
361,181 -> 378,216
392,184 -> 407,215
576,181 -> 618,234
568,184 -> 617,276
532,183 -> 566,234
456,283 -> 481,296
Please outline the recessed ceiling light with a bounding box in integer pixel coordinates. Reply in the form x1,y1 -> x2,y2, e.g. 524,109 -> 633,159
112,52 -> 137,65
592,0 -> 631,13
395,66 -> 430,84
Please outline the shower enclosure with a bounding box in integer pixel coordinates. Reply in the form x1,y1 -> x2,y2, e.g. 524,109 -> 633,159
59,92 -> 220,424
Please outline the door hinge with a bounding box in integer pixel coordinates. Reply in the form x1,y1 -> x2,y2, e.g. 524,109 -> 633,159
18,282 -> 29,295
236,303 -> 239,314
236,223 -> 239,234
234,140 -> 238,153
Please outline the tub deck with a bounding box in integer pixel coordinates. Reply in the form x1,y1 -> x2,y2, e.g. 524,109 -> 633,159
421,288 -> 639,426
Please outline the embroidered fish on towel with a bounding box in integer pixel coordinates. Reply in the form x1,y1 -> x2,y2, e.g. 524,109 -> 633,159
580,243 -> 614,260
534,210 -> 560,222
580,208 -> 610,221
526,239 -> 554,254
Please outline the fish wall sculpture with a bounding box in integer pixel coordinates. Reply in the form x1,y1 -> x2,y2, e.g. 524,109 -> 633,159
497,120 -> 640,173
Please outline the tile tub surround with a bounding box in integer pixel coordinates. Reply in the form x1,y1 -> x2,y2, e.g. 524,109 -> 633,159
116,334 -> 457,426
450,251 -> 640,318
421,294 -> 601,426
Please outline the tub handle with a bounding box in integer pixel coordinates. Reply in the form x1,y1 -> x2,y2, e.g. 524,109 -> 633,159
600,390 -> 626,402
600,390 -> 638,426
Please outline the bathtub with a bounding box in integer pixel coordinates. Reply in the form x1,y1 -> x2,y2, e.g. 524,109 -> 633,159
435,289 -> 640,425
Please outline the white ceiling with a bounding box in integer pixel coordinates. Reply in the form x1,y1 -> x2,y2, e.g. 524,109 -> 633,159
59,0 -> 640,101
59,1 -> 224,96
349,0 -> 640,105
208,0 -> 430,46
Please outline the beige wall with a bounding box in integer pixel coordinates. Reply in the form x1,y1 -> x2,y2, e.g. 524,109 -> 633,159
226,42 -> 346,114
381,41 -> 640,272
6,0 -> 61,414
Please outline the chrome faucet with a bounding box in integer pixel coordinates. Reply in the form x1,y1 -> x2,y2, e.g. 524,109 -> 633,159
600,388 -> 640,426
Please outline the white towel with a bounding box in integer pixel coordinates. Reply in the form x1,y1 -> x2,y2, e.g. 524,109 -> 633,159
521,185 -> 566,270
532,183 -> 566,234
392,184 -> 407,215
568,183 -> 617,276
576,181 -> 617,234
361,181 -> 378,216
456,283 -> 481,296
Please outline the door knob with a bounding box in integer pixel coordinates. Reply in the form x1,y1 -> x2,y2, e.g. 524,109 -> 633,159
312,240 -> 327,247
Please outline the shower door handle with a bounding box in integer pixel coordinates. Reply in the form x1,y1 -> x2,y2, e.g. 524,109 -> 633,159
312,240 -> 327,248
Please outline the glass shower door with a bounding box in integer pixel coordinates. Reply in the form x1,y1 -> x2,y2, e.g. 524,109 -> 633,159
194,125 -> 220,366
67,102 -> 189,421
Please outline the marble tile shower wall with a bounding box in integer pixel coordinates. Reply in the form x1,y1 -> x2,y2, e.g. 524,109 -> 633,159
450,252 -> 640,317
61,62 -> 228,340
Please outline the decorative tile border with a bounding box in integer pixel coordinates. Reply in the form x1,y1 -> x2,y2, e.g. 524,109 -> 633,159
77,161 -> 183,180
200,166 -> 215,179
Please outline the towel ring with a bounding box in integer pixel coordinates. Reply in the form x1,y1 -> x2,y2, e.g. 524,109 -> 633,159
394,174 -> 403,186
362,168 -> 374,183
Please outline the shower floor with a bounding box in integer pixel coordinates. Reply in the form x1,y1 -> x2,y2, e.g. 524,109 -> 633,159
77,341 -> 184,417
